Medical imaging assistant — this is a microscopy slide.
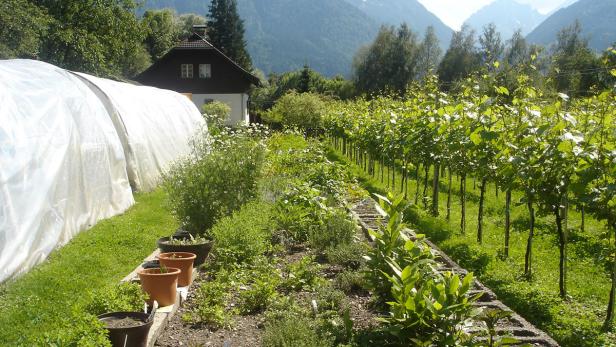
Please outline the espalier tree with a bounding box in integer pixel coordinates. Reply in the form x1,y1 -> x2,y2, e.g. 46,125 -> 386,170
322,67 -> 616,330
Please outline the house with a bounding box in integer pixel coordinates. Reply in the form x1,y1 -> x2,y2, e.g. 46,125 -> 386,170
135,30 -> 260,125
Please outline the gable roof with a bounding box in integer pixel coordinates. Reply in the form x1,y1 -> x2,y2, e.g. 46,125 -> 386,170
139,33 -> 261,86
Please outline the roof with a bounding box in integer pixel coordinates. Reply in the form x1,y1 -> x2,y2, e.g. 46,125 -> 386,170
139,33 -> 260,86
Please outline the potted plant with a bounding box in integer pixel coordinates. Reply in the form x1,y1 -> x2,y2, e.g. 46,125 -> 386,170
157,252 -> 196,287
137,265 -> 181,307
98,311 -> 153,347
157,230 -> 212,266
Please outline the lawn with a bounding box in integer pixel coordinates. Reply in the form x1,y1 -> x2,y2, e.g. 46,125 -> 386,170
327,145 -> 616,347
0,189 -> 176,345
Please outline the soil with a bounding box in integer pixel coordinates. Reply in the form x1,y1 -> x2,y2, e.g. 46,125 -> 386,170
155,248 -> 379,347
102,316 -> 148,329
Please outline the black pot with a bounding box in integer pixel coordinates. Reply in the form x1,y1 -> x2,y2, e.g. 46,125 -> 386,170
157,237 -> 213,266
98,312 -> 153,347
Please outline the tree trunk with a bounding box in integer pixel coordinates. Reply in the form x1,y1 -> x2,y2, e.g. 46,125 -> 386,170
477,178 -> 487,244
432,163 -> 440,216
581,205 -> 585,233
387,161 -> 390,188
414,165 -> 421,205
401,160 -> 407,195
422,164 -> 429,209
381,154 -> 385,183
524,196 -> 535,278
504,190 -> 511,258
392,155 -> 396,191
554,206 -> 567,298
446,167 -> 452,221
603,223 -> 616,331
460,173 -> 466,234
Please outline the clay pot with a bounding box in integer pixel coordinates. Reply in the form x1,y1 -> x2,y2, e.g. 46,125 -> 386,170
157,252 -> 196,287
137,267 -> 180,307
98,311 -> 153,347
157,237 -> 212,266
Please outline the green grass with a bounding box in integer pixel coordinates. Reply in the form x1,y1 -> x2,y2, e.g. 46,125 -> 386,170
0,189 -> 176,345
326,145 -> 616,347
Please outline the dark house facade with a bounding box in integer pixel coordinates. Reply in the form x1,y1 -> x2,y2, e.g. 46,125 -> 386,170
136,33 -> 259,124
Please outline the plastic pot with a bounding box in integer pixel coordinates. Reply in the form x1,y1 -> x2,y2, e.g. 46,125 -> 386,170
157,237 -> 212,266
98,311 -> 153,347
137,267 -> 180,307
157,252 -> 196,287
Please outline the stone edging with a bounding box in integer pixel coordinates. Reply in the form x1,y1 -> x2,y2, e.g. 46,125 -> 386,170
350,198 -> 560,347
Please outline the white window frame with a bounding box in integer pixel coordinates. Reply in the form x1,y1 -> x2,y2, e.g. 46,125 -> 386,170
181,64 -> 193,78
199,64 -> 212,79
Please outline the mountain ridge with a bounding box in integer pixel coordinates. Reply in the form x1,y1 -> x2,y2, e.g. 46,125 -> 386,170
464,0 -> 545,39
527,0 -> 616,51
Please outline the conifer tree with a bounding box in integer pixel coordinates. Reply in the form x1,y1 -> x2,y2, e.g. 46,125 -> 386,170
207,0 -> 252,70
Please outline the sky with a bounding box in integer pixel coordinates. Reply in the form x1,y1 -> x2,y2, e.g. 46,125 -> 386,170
417,0 -> 575,30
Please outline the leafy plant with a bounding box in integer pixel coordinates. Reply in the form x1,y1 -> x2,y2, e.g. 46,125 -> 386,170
280,256 -> 324,291
163,128 -> 266,237
83,282 -> 148,316
165,234 -> 210,246
211,200 -> 274,265
308,209 -> 356,252
382,262 -> 480,345
185,279 -> 233,327
325,242 -> 367,269
239,276 -> 279,314
476,309 -> 521,347
202,100 -> 231,131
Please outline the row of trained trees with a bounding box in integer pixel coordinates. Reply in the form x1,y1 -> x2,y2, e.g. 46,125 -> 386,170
322,68 -> 616,331
352,21 -> 616,99
0,0 -> 252,78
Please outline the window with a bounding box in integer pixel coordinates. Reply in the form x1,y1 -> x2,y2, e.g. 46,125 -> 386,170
199,64 -> 211,78
181,64 -> 193,78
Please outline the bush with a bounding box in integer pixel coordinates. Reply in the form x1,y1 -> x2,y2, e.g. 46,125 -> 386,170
163,128 -> 266,236
262,316 -> 333,347
442,241 -> 492,276
264,91 -> 327,135
280,256 -> 324,291
212,200 -> 274,265
325,242 -> 367,269
202,100 -> 231,130
308,209 -> 356,252
334,270 -> 367,294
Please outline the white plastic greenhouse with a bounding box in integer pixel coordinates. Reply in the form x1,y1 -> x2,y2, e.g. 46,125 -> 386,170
0,59 -> 206,282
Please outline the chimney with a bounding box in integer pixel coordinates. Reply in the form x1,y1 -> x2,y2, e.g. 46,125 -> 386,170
193,25 -> 207,38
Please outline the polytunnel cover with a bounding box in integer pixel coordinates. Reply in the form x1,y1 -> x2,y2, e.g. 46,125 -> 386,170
74,73 -> 206,192
0,60 -> 135,282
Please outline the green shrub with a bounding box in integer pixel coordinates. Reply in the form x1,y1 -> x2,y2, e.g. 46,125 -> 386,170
326,242 -> 367,269
239,274 -> 279,314
442,241 -> 492,276
212,200 -> 274,265
163,129 -> 266,236
309,209 -> 356,252
185,279 -> 233,327
280,256 -> 324,291
334,270 -> 367,294
262,316 -> 333,347
264,91 -> 327,135
35,310 -> 111,347
202,100 -> 231,130
83,282 -> 148,316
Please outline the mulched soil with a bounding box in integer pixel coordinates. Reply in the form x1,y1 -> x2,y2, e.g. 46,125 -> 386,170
155,248 -> 379,347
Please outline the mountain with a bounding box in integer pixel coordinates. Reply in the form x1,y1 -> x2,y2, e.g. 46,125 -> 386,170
464,0 -> 546,40
141,0 -> 380,76
342,0 -> 453,49
527,0 -> 616,51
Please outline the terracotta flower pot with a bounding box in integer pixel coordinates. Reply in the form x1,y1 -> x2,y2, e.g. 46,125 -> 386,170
137,267 -> 181,307
157,252 -> 196,287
